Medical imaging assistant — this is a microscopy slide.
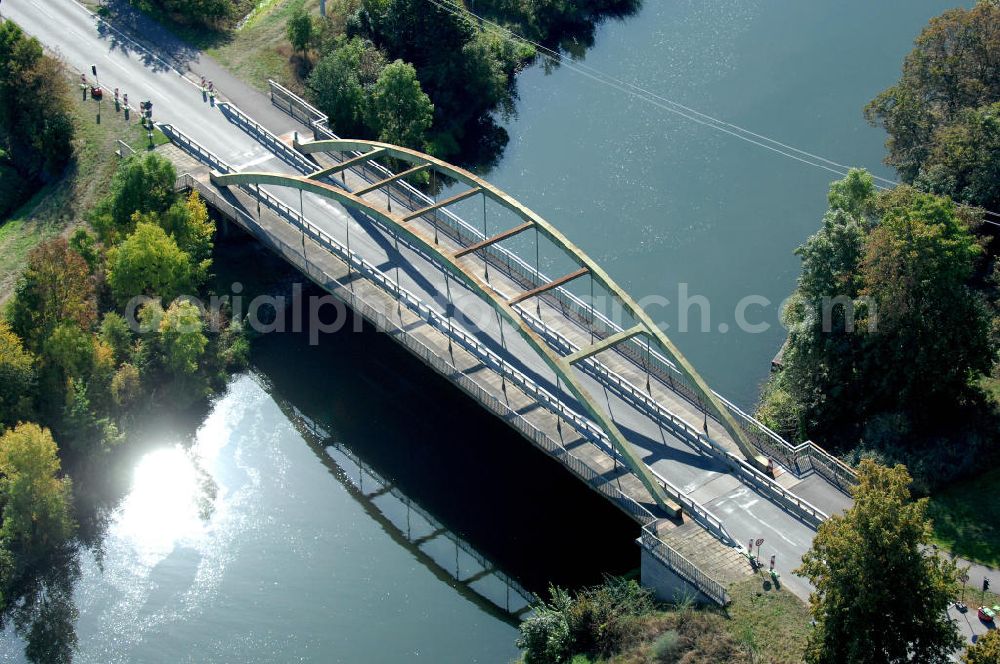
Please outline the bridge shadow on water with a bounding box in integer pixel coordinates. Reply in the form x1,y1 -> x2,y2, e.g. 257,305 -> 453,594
214,230 -> 641,603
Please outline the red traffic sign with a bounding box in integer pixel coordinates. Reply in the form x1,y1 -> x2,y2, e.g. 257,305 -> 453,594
755,538 -> 765,548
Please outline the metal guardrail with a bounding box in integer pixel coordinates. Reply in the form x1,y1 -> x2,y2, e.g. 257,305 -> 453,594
265,84 -> 855,493
115,139 -> 136,158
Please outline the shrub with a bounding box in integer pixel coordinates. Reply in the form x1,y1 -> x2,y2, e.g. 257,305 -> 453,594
651,629 -> 682,663
517,608 -> 570,664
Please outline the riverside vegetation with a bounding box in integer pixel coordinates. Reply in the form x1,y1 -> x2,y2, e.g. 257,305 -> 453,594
0,21 -> 248,660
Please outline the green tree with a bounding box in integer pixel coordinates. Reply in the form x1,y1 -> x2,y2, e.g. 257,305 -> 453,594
865,0 -> 1000,209
796,460 -> 962,664
69,228 -> 100,273
369,60 -> 433,149
42,323 -> 95,387
156,190 -> 215,281
757,173 -> 990,472
0,22 -> 74,182
309,37 -> 386,137
159,300 -> 207,376
0,322 -> 35,429
8,239 -> 97,350
106,222 -> 193,306
287,7 -> 315,55
861,188 -> 989,415
94,152 -> 177,243
964,629 -> 1000,664
99,313 -> 133,365
915,102 -> 1000,211
0,423 -> 74,569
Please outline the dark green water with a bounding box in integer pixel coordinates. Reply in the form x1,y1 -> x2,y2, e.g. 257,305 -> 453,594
481,0 -> 960,406
0,2 -> 965,662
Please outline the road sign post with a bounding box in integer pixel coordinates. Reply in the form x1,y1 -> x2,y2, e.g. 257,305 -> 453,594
755,538 -> 764,562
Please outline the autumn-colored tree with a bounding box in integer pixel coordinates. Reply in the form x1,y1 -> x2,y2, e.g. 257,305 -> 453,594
963,629 -> 1000,664
797,460 -> 962,664
8,238 -> 97,350
0,321 -> 35,429
0,423 -> 74,570
110,363 -> 142,410
155,190 -> 215,282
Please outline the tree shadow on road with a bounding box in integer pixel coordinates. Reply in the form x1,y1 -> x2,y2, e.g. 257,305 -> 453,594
92,0 -> 233,74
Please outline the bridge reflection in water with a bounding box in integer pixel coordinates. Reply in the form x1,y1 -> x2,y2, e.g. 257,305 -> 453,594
283,405 -> 535,620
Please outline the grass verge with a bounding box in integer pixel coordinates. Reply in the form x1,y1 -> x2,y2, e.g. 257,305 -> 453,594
0,76 -> 166,301
725,575 -> 812,664
207,0 -> 318,93
927,467 -> 1000,568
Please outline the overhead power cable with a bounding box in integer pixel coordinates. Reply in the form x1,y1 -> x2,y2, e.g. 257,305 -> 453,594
426,0 -> 1000,226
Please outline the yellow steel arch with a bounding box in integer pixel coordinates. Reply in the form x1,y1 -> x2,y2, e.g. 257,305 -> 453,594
291,138 -> 763,467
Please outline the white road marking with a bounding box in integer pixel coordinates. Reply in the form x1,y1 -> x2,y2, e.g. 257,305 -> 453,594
236,154 -> 277,170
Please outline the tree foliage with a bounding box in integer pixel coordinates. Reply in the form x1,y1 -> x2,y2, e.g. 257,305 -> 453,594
8,238 -> 97,351
963,629 -> 1000,664
865,0 -> 1000,210
151,190 -> 215,282
106,221 -> 194,306
0,424 -> 74,572
758,171 -> 991,484
286,7 -> 315,54
796,460 -> 962,664
369,60 -> 434,149
134,0 -> 236,26
0,22 -> 74,186
158,300 -> 208,377
0,322 -> 36,430
94,152 -> 178,244
308,36 -> 386,138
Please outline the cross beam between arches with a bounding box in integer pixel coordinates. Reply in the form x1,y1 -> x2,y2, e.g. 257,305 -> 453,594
292,137 -> 765,470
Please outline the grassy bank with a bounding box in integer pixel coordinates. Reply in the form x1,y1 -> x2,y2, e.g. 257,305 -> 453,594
725,576 -> 812,664
0,76 -> 166,301
207,0 -> 316,92
928,467 -> 1000,568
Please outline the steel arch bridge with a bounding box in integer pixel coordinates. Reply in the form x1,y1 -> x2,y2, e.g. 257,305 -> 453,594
210,137 -> 764,514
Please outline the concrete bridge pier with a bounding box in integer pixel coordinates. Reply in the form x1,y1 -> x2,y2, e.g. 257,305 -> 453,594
640,546 -> 714,605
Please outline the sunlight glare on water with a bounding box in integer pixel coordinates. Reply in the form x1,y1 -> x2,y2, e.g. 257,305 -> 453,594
113,446 -> 208,565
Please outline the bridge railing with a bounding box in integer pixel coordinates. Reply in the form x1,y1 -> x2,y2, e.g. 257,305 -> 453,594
208,100 -> 825,532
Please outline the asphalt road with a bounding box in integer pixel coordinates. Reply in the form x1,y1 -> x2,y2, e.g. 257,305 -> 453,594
7,0 -> 849,601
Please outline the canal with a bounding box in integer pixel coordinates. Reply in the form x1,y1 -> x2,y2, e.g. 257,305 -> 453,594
0,1 -> 962,661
